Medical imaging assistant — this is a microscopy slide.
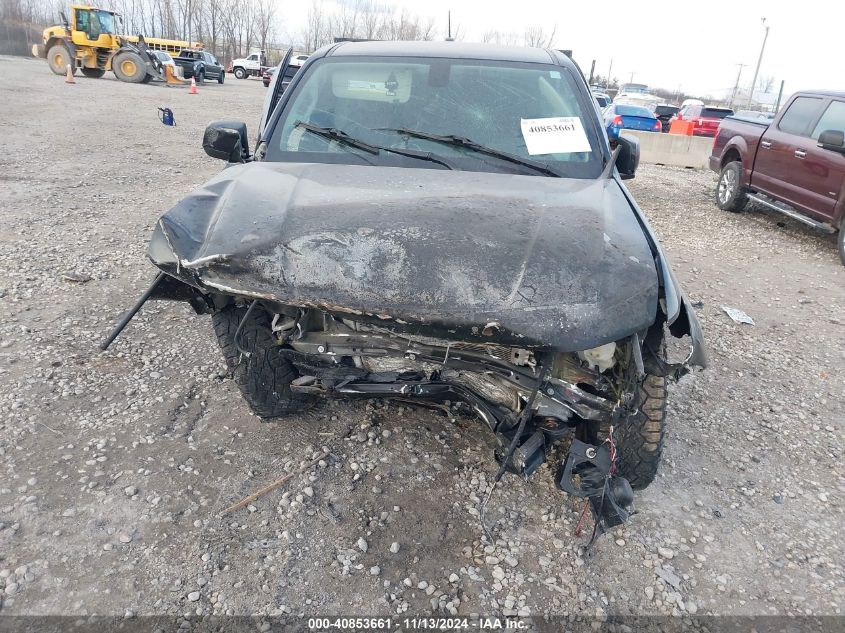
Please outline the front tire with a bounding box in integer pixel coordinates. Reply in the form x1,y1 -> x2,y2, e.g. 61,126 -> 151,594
112,51 -> 147,83
598,373 -> 668,490
233,67 -> 246,79
615,374 -> 667,489
47,44 -> 73,75
218,71 -> 225,84
212,304 -> 310,418
838,223 -> 845,267
716,161 -> 748,212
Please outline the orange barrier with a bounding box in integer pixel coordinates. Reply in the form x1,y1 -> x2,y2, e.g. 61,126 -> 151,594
189,76 -> 198,94
65,64 -> 75,84
669,120 -> 694,135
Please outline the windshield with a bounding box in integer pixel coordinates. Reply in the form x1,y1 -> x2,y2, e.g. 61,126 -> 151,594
615,105 -> 654,118
654,106 -> 678,116
266,57 -> 602,178
619,83 -> 649,94
702,108 -> 733,119
93,10 -> 115,34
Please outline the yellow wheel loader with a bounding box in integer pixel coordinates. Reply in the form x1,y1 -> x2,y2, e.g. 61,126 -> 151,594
32,4 -> 200,84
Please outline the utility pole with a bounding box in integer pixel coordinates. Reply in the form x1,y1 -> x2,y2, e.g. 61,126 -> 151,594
588,59 -> 596,86
446,10 -> 452,41
729,63 -> 747,109
747,17 -> 770,107
775,80 -> 785,112
606,59 -> 612,88
629,71 -> 635,84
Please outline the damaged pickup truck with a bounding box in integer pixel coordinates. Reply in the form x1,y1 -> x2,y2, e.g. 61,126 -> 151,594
106,41 -> 706,541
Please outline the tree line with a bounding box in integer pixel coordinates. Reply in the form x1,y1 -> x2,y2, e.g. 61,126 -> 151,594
2,0 -> 562,64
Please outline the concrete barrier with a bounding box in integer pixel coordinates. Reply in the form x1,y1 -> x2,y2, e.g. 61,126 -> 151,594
621,130 -> 714,169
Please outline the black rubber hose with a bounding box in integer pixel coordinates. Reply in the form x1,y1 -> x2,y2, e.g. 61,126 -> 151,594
234,300 -> 259,359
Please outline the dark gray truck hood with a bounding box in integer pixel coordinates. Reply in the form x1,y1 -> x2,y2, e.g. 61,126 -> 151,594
150,162 -> 660,351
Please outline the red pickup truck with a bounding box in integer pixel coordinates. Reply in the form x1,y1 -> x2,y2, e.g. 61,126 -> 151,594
710,90 -> 845,265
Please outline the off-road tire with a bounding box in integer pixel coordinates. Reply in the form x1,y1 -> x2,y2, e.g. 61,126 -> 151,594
218,71 -> 225,84
112,51 -> 147,83
612,374 -> 668,490
211,304 -> 310,418
47,44 -> 73,75
716,161 -> 748,212
80,67 -> 105,79
233,67 -> 246,79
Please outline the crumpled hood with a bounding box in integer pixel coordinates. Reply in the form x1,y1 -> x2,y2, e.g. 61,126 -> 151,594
150,162 -> 659,351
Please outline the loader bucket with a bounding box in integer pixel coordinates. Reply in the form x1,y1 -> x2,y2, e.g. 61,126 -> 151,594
165,65 -> 187,85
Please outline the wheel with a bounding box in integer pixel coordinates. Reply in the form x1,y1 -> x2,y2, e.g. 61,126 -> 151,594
595,369 -> 668,490
838,223 -> 845,267
212,304 -> 311,418
47,44 -> 73,75
80,67 -> 105,78
234,67 -> 246,79
196,70 -> 205,84
715,161 -> 748,212
218,71 -> 224,84
610,374 -> 668,490
112,51 -> 147,83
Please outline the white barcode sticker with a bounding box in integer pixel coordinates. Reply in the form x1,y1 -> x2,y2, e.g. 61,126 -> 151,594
520,117 -> 591,155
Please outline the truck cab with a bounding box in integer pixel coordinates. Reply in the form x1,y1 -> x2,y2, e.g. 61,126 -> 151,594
230,52 -> 266,79
69,5 -> 117,47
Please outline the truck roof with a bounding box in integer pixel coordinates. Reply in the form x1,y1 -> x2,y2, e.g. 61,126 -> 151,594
323,40 -> 573,67
797,89 -> 845,99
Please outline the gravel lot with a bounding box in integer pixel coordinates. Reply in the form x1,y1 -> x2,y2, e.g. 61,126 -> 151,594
0,55 -> 843,622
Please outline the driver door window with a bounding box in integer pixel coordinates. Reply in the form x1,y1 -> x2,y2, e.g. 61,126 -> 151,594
75,10 -> 89,34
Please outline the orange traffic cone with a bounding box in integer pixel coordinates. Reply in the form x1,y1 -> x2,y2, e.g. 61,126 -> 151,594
189,77 -> 198,94
65,64 -> 75,84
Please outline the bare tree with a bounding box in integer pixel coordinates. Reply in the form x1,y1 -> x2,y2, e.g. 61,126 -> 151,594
523,24 -> 557,48
301,0 -> 332,52
480,28 -> 519,45
254,0 -> 275,53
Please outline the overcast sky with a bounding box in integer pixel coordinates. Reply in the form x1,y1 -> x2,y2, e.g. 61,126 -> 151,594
283,0 -> 843,99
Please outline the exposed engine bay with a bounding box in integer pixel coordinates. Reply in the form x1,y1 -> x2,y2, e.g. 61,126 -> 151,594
236,302 -> 675,544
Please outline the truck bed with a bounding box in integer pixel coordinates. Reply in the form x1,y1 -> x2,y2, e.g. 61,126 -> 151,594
709,115 -> 770,181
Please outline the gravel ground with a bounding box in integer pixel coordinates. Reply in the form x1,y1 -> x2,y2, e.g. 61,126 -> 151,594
0,55 -> 843,622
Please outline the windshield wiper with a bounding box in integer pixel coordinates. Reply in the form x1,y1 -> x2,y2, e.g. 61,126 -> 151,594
377,127 -> 561,177
294,121 -> 458,170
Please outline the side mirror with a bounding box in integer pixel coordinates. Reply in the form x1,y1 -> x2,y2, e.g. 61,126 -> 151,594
203,120 -> 250,162
818,129 -> 845,154
616,134 -> 640,180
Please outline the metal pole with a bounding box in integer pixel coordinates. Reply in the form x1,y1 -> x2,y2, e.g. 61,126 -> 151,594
729,63 -> 746,109
607,59 -> 612,88
775,80 -> 785,113
747,18 -> 769,108
588,59 -> 596,85
100,273 -> 165,350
